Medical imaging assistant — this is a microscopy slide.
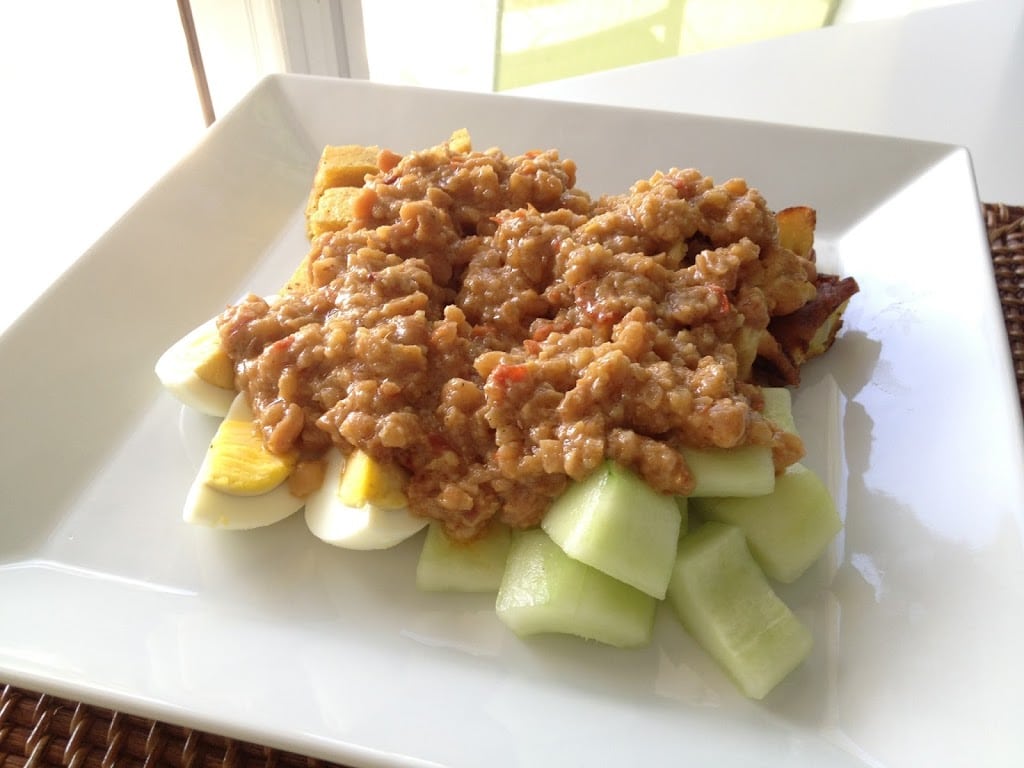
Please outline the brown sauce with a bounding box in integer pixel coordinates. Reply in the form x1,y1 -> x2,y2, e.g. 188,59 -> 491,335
218,140 -> 814,541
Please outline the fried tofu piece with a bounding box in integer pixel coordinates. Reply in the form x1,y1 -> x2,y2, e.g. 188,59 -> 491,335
289,184 -> 366,292
308,186 -> 362,239
304,144 -> 380,238
776,206 -> 817,260
754,274 -> 860,385
751,204 -> 855,386
281,253 -> 312,294
755,332 -> 802,387
311,144 -> 379,191
772,274 -> 860,365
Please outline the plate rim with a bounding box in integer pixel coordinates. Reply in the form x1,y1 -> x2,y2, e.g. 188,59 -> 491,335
1,73 -> 1021,768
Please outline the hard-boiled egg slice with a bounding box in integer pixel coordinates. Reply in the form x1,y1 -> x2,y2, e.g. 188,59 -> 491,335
305,447 -> 429,550
155,315 -> 235,417
183,393 -> 303,529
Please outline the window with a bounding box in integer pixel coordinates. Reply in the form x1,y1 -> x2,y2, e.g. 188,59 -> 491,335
0,0 -> 965,332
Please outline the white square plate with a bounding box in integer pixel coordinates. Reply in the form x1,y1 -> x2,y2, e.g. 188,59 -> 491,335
2,75 -> 1022,768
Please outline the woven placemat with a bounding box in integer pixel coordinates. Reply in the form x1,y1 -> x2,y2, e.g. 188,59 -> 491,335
985,203 -> 1024,411
3,202 -> 1023,768
0,685 -> 346,768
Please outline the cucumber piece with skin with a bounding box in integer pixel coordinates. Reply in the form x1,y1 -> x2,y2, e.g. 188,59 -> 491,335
416,521 -> 512,592
541,461 -> 682,599
682,445 -> 775,498
667,521 -> 812,700
496,528 -> 657,648
691,462 -> 841,583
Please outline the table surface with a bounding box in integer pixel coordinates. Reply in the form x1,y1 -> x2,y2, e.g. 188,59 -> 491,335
2,1 -> 1022,766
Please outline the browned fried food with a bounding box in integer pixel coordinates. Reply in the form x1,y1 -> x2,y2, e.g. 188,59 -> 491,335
754,274 -> 860,385
304,144 -> 381,238
775,206 -> 817,259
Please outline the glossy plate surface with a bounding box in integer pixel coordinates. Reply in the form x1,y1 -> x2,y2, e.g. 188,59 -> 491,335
2,75 -> 1022,768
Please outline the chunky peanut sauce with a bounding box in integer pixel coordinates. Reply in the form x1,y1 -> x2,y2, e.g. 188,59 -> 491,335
217,139 -> 815,541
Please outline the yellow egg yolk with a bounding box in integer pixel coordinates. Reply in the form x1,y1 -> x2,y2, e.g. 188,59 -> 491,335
204,418 -> 295,495
183,323 -> 235,390
338,449 -> 408,509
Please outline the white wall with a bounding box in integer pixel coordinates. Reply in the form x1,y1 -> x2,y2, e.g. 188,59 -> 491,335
1,1 -> 209,330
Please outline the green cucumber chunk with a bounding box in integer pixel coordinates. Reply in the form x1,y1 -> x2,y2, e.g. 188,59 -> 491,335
761,386 -> 798,436
692,462 -> 841,583
496,528 -> 657,648
675,496 -> 689,537
416,521 -> 512,592
667,521 -> 812,699
682,445 -> 775,498
541,461 -> 682,599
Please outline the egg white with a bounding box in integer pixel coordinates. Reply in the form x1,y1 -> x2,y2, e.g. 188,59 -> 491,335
183,476 -> 304,530
155,316 -> 235,417
304,447 -> 429,550
182,393 -> 304,529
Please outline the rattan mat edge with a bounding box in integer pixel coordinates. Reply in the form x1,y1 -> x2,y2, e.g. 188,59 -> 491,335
3,202 -> 1023,768
0,685 -> 342,768
985,203 -> 1024,412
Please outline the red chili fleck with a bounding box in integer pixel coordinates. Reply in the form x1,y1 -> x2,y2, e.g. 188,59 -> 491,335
709,284 -> 731,314
531,318 -> 571,342
531,322 -> 553,342
492,363 -> 529,388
